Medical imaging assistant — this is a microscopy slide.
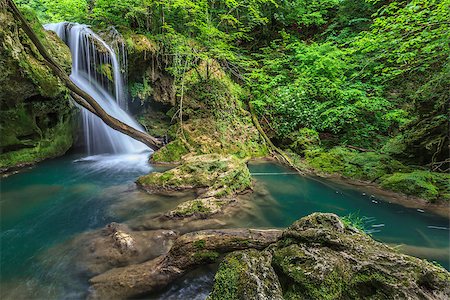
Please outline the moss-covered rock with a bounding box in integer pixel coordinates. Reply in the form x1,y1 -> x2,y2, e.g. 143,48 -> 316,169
208,249 -> 283,300
151,139 -> 189,162
0,4 -> 75,172
137,154 -> 252,198
167,197 -> 236,219
272,213 -> 450,299
208,213 -> 450,300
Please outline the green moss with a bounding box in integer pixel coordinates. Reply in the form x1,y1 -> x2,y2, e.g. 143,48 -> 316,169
176,200 -> 212,216
0,116 -> 74,169
304,147 -> 410,181
193,239 -> 206,250
303,146 -> 449,202
208,255 -> 243,300
192,250 -> 220,263
381,171 -> 449,201
152,140 -> 189,162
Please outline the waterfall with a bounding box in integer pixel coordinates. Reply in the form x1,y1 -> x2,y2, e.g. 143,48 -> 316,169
44,22 -> 148,155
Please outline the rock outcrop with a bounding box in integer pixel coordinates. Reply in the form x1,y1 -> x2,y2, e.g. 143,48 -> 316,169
0,3 -> 75,173
83,213 -> 450,300
88,228 -> 282,299
209,213 -> 450,299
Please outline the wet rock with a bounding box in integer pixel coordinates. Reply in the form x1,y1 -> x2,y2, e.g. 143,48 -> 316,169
87,213 -> 450,300
208,249 -> 283,300
75,223 -> 178,276
272,213 -> 450,299
88,229 -> 282,299
166,197 -> 237,219
137,154 -> 252,198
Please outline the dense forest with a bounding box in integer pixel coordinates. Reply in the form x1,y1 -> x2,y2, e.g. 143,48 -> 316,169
0,0 -> 449,299
4,0 -> 449,201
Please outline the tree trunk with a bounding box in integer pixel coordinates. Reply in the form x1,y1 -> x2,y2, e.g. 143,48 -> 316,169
7,0 -> 163,150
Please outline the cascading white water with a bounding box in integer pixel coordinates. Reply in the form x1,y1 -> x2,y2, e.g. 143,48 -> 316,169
44,22 -> 147,155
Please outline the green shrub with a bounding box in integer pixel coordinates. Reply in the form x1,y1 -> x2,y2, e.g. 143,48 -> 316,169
288,128 -> 320,155
381,171 -> 443,201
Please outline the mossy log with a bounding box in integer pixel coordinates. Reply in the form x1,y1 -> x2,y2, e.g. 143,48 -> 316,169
6,0 -> 162,150
88,228 -> 282,299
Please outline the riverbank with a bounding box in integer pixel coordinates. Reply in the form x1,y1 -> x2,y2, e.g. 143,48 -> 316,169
251,156 -> 450,219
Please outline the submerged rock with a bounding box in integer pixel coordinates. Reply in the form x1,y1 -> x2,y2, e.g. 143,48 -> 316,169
73,223 -> 178,276
209,213 -> 450,299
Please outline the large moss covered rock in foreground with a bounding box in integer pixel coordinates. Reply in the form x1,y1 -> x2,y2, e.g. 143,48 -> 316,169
210,213 -> 450,300
0,4 -> 75,173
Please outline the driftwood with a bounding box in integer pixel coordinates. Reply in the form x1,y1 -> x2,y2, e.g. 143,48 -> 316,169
6,0 -> 162,150
88,228 -> 282,299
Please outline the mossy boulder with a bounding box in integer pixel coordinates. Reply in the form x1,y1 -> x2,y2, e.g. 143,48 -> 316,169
137,154 -> 252,198
0,4 -> 75,172
208,249 -> 283,300
208,213 -> 450,300
272,213 -> 450,299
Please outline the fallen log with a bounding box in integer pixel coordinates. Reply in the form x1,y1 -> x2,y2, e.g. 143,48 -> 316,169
6,0 -> 162,150
88,228 -> 282,299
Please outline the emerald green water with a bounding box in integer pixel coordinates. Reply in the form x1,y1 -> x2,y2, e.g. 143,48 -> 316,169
248,162 -> 449,268
0,156 -> 448,299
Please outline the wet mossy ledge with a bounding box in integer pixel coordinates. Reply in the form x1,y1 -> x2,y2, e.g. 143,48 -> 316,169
0,5 -> 75,174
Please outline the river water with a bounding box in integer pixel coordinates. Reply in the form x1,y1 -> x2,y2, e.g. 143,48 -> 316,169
0,155 -> 448,299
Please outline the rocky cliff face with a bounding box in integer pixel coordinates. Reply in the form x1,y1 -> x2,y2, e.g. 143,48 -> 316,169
209,213 -> 450,300
0,3 -> 75,173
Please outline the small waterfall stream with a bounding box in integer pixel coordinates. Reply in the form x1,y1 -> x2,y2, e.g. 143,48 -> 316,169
44,22 -> 147,155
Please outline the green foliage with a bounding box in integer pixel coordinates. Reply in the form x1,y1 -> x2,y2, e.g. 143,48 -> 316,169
353,0 -> 450,82
248,38 -> 396,146
381,171 -> 450,202
129,76 -> 153,104
341,213 -> 367,232
275,0 -> 339,32
19,0 -> 449,201
17,0 -> 88,23
288,128 -> 320,154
